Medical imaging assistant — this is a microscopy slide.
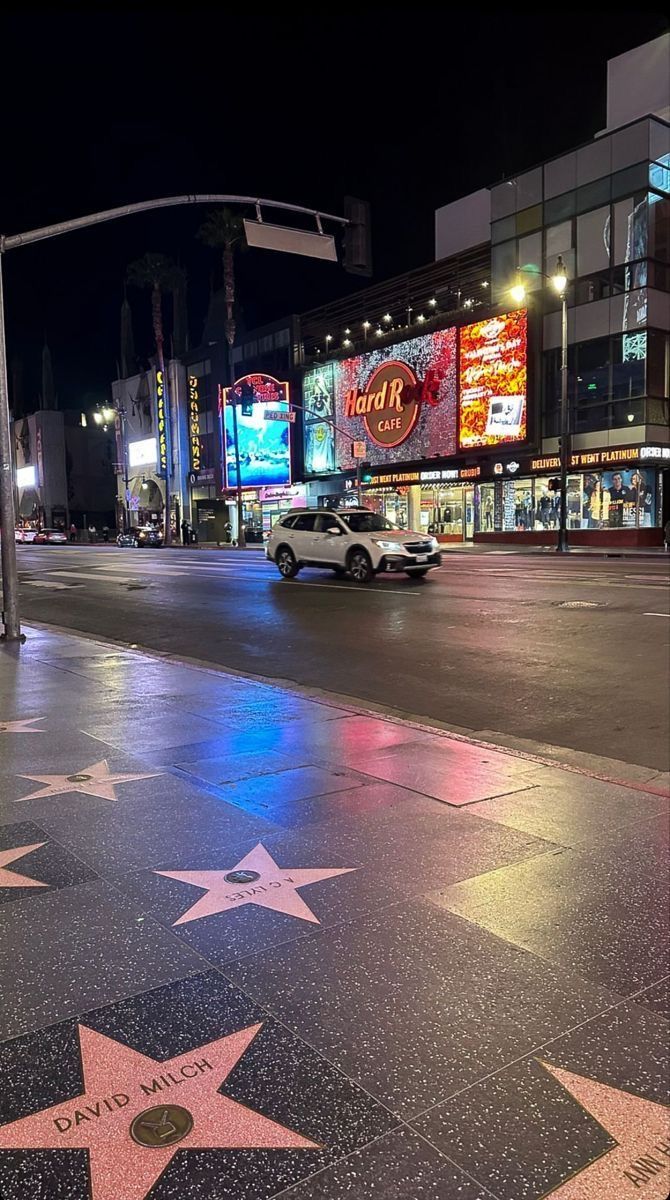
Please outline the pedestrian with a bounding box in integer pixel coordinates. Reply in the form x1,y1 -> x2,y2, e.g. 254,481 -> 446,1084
88,524 -> 96,544
191,526 -> 199,548
102,525 -> 110,543
69,522 -> 77,543
181,518 -> 190,546
664,518 -> 670,552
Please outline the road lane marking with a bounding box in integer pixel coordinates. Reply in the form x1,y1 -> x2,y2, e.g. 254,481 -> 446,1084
44,571 -> 145,583
22,580 -> 80,590
644,612 -> 670,617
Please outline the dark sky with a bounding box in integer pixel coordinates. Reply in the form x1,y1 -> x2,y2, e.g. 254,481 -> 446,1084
2,10 -> 668,411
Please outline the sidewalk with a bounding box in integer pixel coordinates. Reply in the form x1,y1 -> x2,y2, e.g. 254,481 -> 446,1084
0,626 -> 668,1200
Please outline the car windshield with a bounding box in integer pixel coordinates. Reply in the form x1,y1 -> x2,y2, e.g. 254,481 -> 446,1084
339,512 -> 399,533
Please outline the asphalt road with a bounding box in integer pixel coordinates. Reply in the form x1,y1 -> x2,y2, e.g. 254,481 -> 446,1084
10,543 -> 670,770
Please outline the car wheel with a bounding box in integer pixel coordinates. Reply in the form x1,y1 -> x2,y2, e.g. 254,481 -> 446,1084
407,568 -> 429,578
276,546 -> 299,578
348,549 -> 374,584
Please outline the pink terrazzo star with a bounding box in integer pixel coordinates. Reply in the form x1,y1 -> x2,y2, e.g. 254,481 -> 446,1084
155,841 -> 357,926
0,1023 -> 317,1200
540,1060 -> 670,1197
0,716 -> 46,734
0,842 -> 47,888
17,759 -> 160,803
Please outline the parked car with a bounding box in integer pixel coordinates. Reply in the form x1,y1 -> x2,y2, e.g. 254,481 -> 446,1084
15,528 -> 38,544
33,528 -> 68,545
117,525 -> 163,548
266,507 -> 442,584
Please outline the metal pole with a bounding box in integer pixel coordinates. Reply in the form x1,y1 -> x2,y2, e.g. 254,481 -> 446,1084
557,291 -> 569,554
356,460 -> 362,505
0,254 -> 22,641
228,368 -> 246,549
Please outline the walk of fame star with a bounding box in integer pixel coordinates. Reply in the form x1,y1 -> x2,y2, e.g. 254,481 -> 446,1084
0,842 -> 48,888
17,759 -> 160,803
155,841 -> 357,926
539,1059 -> 670,1197
0,1023 -> 317,1200
0,716 -> 46,734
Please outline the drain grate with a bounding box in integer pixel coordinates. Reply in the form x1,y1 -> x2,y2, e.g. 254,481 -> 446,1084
556,600 -> 605,609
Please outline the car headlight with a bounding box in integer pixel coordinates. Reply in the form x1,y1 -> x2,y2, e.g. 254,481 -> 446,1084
429,537 -> 438,551
376,540 -> 405,552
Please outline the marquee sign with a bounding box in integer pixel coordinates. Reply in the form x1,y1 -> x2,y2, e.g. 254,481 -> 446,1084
156,370 -> 168,475
188,375 -> 201,473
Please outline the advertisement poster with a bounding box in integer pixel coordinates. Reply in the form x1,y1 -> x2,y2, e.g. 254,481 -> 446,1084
303,329 -> 457,474
458,309 -> 528,449
303,362 -> 336,472
578,468 -> 656,529
223,375 -> 291,488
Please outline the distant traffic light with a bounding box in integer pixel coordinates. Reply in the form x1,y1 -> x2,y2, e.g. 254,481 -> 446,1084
361,463 -> 373,484
344,196 -> 372,277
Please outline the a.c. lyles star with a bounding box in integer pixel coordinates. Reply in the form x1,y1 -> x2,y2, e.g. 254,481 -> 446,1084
0,1023 -> 318,1200
17,759 -> 160,803
539,1059 -> 670,1197
0,842 -> 48,888
155,841 -> 357,926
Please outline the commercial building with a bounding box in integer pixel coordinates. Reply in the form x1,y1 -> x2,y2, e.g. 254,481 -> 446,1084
298,34 -> 670,547
13,409 -> 116,532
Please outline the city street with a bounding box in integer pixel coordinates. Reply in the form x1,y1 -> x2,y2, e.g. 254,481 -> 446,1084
14,544 -> 670,771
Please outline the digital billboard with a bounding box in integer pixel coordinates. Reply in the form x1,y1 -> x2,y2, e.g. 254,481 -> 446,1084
223,374 -> 291,488
128,437 -> 157,467
303,329 -> 458,474
458,309 -> 528,449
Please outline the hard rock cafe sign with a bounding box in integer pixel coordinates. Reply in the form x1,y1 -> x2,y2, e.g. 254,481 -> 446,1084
344,360 -> 442,449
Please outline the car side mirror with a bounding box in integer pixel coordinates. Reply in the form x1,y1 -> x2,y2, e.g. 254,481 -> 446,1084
326,527 -> 342,535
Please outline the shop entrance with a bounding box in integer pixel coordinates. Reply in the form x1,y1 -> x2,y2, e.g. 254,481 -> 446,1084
420,484 -> 471,542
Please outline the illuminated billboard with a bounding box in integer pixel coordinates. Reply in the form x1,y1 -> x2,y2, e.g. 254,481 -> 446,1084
303,329 -> 457,474
128,437 -> 157,467
223,374 -> 291,488
458,309 -> 528,449
16,465 -> 37,488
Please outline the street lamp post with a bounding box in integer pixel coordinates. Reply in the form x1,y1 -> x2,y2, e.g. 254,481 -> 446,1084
95,402 -> 130,532
511,255 -> 569,553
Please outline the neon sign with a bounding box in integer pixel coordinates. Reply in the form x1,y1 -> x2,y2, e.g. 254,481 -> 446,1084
188,375 -> 201,473
156,370 -> 168,475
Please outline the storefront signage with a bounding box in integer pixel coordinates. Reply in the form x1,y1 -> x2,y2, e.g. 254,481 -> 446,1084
368,465 -> 479,487
156,370 -> 168,475
344,360 -> 442,449
222,375 -> 291,489
494,462 -> 503,474
303,328 -> 458,475
459,309 -> 528,450
530,445 -> 668,473
188,375 -> 201,472
507,461 -> 520,474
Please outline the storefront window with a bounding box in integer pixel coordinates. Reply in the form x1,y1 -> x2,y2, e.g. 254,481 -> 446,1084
421,486 -> 466,537
568,469 -> 657,530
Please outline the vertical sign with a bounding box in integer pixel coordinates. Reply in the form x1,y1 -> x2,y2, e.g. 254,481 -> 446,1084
188,375 -> 201,473
156,370 -> 168,475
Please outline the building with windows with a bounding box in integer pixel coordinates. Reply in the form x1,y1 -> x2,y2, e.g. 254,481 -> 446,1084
299,33 -> 669,546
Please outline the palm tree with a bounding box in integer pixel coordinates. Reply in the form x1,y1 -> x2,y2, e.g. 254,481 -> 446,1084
127,254 -> 178,544
199,209 -> 246,547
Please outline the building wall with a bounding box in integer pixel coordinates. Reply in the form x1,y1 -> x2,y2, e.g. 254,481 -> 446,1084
606,33 -> 670,131
435,189 -> 491,262
13,410 -> 68,526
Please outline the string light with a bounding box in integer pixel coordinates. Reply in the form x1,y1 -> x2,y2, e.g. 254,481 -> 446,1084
344,328 -> 351,335
343,338 -> 352,348
481,280 -> 489,288
375,327 -> 383,337
362,320 -> 371,329
428,298 -> 437,308
382,313 -> 392,324
417,314 -> 426,323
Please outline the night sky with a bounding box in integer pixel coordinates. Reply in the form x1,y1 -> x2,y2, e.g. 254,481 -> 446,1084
2,10 -> 667,412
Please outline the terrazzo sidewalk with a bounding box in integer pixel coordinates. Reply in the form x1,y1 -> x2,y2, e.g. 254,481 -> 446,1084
0,625 -> 668,1199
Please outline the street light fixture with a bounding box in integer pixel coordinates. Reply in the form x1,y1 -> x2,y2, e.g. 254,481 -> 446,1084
510,254 -> 570,554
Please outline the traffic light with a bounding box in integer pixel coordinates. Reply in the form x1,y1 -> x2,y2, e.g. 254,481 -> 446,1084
344,196 -> 372,277
361,463 -> 373,484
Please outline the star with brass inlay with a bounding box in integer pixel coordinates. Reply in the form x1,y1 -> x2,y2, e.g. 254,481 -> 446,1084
540,1059 -> 670,1197
17,759 -> 160,803
0,1022 -> 318,1200
155,841 -> 357,926
0,842 -> 48,888
0,716 -> 46,734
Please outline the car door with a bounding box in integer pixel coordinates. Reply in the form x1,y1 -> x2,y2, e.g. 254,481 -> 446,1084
288,512 -> 317,560
312,513 -> 346,564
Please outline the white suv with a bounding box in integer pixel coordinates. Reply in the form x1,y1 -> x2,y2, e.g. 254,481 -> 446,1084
266,508 -> 442,584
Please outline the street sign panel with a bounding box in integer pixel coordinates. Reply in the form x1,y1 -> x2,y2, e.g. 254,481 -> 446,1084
264,409 -> 296,423
352,440 -> 367,459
